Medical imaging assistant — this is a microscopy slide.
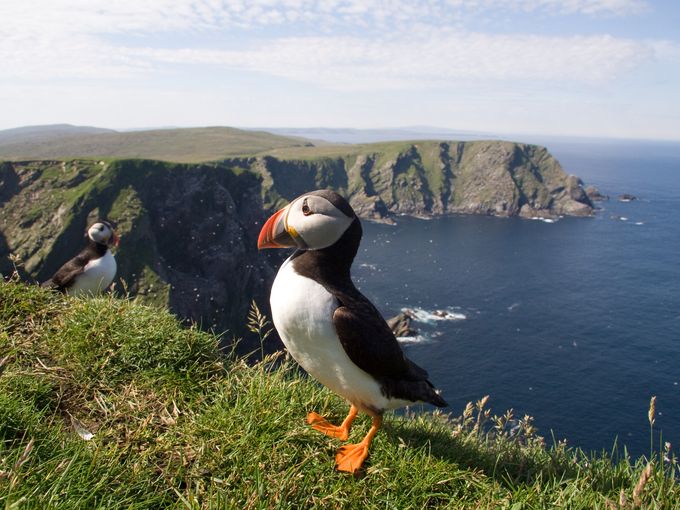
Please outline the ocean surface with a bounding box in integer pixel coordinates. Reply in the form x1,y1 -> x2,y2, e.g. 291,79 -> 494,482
353,139 -> 680,457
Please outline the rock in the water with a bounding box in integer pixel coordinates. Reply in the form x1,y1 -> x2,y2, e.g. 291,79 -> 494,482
585,185 -> 609,201
557,175 -> 594,216
387,312 -> 418,338
618,194 -> 637,202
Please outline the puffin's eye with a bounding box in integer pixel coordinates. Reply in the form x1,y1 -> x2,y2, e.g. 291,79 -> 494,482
301,198 -> 312,216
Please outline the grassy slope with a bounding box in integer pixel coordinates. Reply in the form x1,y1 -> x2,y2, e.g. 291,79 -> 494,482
263,140 -> 425,161
0,127 -> 310,163
1,280 -> 678,509
0,125 -> 116,145
0,130 -> 456,165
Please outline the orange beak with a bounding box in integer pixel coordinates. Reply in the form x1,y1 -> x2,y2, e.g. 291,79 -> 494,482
110,232 -> 120,247
257,206 -> 299,250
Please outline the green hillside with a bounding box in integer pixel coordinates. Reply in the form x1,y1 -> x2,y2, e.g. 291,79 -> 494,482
0,126 -> 312,163
1,279 -> 677,508
0,124 -> 115,145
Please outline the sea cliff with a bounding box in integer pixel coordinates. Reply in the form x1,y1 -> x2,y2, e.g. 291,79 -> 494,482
228,140 -> 593,221
0,139 -> 592,337
0,159 -> 276,338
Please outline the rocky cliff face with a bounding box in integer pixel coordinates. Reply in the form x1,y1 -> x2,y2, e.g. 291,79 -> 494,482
0,159 -> 279,340
0,140 -> 592,338
229,140 -> 593,221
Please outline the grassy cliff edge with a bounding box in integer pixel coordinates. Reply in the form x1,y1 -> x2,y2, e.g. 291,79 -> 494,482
1,280 -> 677,509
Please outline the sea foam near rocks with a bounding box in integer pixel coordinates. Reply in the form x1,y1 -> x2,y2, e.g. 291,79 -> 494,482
402,307 -> 467,324
396,335 -> 430,345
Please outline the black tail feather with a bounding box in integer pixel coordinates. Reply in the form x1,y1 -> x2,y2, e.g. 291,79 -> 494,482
426,386 -> 448,408
381,377 -> 448,407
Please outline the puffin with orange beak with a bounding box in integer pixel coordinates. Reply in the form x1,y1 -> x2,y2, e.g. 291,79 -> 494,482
258,190 -> 446,473
42,220 -> 119,296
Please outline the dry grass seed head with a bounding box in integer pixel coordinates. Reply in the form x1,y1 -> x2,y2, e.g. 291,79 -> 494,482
247,300 -> 272,340
632,463 -> 654,507
0,355 -> 9,378
648,396 -> 656,427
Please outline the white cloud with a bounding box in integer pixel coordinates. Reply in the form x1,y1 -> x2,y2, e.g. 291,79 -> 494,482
462,0 -> 648,16
0,0 -> 662,81
129,29 -> 657,90
0,13 -> 662,91
0,0 -> 650,41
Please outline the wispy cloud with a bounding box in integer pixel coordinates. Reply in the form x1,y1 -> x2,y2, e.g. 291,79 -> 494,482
134,29 -> 656,90
0,0 -> 650,37
0,0 -> 664,86
460,0 -> 648,16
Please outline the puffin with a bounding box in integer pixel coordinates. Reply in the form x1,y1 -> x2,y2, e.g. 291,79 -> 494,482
258,190 -> 447,473
41,220 -> 119,296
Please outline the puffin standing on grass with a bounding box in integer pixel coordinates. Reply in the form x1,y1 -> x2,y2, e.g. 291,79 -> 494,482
258,190 -> 447,473
42,220 -> 119,296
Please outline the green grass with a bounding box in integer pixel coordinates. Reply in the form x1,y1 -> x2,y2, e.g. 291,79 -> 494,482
0,127 -> 310,163
1,279 -> 678,509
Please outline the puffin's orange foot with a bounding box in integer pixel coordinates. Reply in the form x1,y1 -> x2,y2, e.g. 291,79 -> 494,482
335,442 -> 370,473
306,412 -> 349,440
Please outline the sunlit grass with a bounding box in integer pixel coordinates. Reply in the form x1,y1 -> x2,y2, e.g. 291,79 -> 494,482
1,279 -> 678,508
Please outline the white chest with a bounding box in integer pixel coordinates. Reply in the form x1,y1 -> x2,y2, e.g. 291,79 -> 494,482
270,256 -> 393,412
68,251 -> 117,296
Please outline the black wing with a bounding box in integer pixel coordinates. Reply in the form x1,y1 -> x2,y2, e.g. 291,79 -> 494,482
332,293 -> 447,407
42,252 -> 89,292
332,295 -> 428,381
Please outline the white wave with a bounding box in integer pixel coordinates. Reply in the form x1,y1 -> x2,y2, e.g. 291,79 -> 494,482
634,221 -> 644,226
402,307 -> 467,323
358,263 -> 378,270
397,335 -> 429,344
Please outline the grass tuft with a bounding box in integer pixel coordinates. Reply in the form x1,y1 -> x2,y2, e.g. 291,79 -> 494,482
1,279 -> 678,508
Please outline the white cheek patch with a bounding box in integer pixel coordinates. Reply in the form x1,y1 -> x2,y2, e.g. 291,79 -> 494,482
300,213 -> 353,249
88,224 -> 110,244
88,227 -> 102,243
286,197 -> 354,250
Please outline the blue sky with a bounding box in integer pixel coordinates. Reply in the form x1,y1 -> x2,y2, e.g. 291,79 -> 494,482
1,0 -> 679,140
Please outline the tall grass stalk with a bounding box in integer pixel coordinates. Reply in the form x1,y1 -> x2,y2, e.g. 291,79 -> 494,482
649,395 -> 657,461
247,299 -> 273,365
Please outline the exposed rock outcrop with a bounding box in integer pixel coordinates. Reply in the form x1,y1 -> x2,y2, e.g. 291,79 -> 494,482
585,185 -> 609,202
228,140 -> 593,221
387,312 -> 418,338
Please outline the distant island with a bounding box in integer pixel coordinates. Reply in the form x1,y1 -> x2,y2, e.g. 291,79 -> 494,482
0,124 -> 594,342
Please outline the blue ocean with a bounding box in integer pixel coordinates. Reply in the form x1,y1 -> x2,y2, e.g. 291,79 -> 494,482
353,139 -> 680,457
